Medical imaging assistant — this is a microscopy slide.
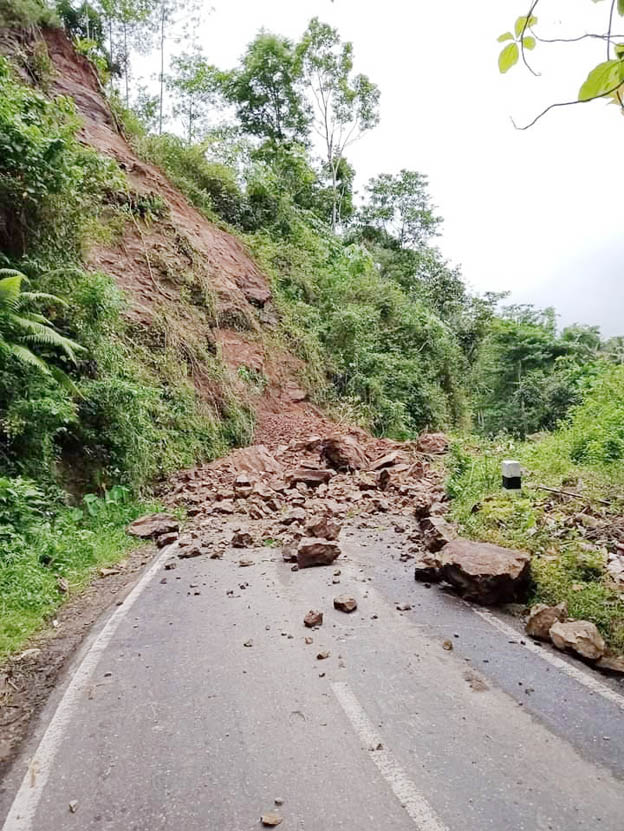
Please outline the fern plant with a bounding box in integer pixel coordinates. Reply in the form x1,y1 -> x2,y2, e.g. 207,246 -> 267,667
0,268 -> 85,382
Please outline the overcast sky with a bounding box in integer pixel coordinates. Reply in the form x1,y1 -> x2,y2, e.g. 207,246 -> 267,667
138,0 -> 623,335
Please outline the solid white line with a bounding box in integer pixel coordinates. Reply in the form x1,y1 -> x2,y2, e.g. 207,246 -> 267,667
331,681 -> 447,831
472,607 -> 624,712
2,542 -> 178,831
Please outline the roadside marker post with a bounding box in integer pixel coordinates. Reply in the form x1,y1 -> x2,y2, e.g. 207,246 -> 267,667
502,459 -> 521,490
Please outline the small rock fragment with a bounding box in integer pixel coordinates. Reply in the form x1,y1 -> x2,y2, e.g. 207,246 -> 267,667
68,800 -> 78,814
549,620 -> 605,661
232,529 -> 254,548
525,602 -> 567,641
304,610 -> 323,628
596,652 -> 624,675
261,812 -> 283,827
317,650 -> 330,660
334,595 -> 357,613
297,537 -> 341,568
156,531 -> 178,548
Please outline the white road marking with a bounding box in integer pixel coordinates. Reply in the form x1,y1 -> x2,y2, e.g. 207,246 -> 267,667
1,542 -> 178,831
472,607 -> 624,712
331,681 -> 448,831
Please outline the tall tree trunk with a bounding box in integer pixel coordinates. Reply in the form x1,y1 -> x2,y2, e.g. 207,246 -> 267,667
124,22 -> 129,108
159,4 -> 165,134
108,17 -> 114,92
330,159 -> 338,232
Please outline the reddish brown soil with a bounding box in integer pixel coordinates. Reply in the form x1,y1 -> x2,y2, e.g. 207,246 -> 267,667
5,27 -> 324,435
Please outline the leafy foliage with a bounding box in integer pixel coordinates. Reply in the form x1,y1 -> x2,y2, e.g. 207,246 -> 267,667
166,51 -> 222,144
0,56 -> 122,258
222,32 -> 310,147
498,4 -> 624,125
0,268 -> 84,379
471,306 -> 601,437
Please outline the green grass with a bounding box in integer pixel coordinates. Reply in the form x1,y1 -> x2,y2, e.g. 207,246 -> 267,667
446,434 -> 624,652
0,483 -> 161,658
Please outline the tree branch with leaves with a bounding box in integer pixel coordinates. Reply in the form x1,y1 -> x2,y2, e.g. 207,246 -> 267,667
498,1 -> 624,127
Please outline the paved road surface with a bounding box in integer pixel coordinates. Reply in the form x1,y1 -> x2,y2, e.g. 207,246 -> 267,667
2,519 -> 624,830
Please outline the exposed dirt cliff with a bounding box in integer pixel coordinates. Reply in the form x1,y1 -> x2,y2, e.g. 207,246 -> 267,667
4,26 -> 329,440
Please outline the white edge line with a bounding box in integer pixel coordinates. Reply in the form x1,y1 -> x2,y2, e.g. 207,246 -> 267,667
331,681 -> 447,831
472,607 -> 624,712
2,541 -> 178,831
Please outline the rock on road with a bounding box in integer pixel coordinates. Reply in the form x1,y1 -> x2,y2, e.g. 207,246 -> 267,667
2,520 -> 624,831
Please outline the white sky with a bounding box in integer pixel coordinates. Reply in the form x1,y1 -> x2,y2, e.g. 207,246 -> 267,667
136,0 -> 624,335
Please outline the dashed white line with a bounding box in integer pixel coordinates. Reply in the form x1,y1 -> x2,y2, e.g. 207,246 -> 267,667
472,607 -> 624,712
1,543 -> 178,831
332,681 -> 448,831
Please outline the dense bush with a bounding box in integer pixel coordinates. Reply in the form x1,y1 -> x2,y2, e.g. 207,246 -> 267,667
250,215 -> 466,436
471,308 -> 601,437
563,364 -> 624,465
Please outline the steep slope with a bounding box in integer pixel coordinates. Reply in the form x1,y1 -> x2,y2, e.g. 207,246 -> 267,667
8,26 -> 326,439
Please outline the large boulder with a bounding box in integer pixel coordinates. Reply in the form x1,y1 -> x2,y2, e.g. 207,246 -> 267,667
127,513 -> 179,539
413,553 -> 442,583
525,603 -> 567,641
549,620 -> 606,661
369,450 -> 407,471
320,435 -> 369,471
306,514 -> 342,541
438,538 -> 531,604
416,433 -> 449,454
288,468 -> 333,488
596,652 -> 624,675
297,537 -> 341,568
227,445 -> 282,476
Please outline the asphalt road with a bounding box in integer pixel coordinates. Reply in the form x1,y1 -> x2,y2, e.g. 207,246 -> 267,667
2,518 -> 624,831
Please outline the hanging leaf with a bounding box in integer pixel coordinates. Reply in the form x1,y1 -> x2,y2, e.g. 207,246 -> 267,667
578,59 -> 623,101
499,43 -> 519,74
514,15 -> 538,37
619,0 -> 624,16
497,32 -> 514,43
523,36 -> 536,51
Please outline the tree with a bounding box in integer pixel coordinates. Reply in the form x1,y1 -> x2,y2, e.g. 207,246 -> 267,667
96,0 -> 158,103
298,18 -> 380,229
56,0 -> 105,47
0,269 -> 84,381
223,32 -> 310,148
358,170 -> 442,249
150,0 -> 201,134
498,2 -> 624,128
471,305 -> 600,436
166,52 -> 221,144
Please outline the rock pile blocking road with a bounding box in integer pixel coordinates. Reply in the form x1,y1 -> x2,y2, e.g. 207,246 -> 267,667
128,428 -> 624,679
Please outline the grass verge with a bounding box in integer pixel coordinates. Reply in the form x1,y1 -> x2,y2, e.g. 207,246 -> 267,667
446,434 -> 624,652
0,480 -> 161,658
